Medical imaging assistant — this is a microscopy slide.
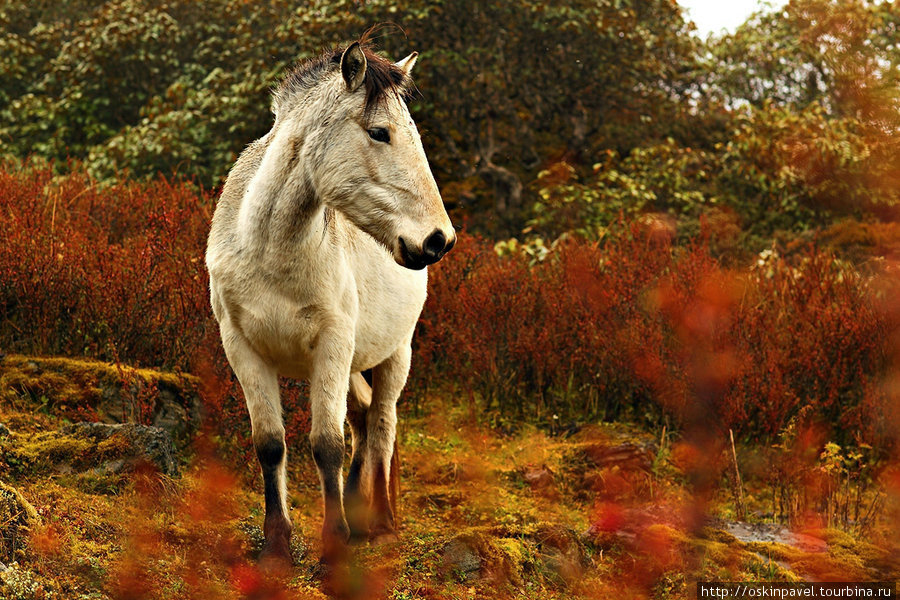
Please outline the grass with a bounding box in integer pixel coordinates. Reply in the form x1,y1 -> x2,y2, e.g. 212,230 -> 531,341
1,358 -> 899,599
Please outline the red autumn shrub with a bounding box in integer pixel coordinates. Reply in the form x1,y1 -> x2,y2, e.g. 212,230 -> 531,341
730,252 -> 889,438
412,221 -> 898,449
0,162 -> 211,369
1,164 -> 896,451
412,220 -> 678,425
0,163 -> 314,457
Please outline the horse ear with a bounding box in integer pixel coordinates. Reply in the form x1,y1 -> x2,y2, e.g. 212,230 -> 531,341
395,51 -> 418,76
341,42 -> 367,92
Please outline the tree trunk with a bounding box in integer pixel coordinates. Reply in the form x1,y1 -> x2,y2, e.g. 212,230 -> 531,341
478,161 -> 522,214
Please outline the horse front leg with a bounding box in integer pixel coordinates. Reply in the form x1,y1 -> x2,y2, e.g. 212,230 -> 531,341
222,330 -> 292,566
366,344 -> 411,542
309,328 -> 353,563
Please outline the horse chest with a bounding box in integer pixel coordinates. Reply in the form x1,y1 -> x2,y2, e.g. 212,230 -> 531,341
224,257 -> 425,377
348,255 -> 428,369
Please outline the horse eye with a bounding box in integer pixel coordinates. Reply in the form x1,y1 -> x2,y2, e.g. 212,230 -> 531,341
367,128 -> 390,144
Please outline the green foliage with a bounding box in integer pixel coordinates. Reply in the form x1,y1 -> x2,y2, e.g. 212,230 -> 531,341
523,0 -> 900,254
530,142 -> 717,239
0,0 -> 699,213
705,0 -> 900,123
528,97 -> 900,252
716,99 -> 899,236
380,0 -> 700,203
1,0 -> 323,186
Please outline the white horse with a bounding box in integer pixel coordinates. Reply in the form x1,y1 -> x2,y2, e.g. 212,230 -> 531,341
205,38 -> 455,565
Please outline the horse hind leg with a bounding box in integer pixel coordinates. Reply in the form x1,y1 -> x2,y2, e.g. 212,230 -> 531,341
344,371 -> 372,541
366,346 -> 410,542
222,333 -> 292,566
390,436 -> 399,524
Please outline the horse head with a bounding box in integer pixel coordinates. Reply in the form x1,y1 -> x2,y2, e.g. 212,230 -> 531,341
278,41 -> 455,270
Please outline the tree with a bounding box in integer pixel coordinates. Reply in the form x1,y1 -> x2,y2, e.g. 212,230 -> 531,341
363,0 -> 702,229
0,0 -> 703,234
705,0 -> 900,129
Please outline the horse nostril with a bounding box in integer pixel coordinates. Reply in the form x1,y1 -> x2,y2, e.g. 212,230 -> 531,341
423,229 -> 446,260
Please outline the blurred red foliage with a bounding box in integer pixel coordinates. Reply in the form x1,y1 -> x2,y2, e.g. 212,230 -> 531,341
105,452 -> 300,600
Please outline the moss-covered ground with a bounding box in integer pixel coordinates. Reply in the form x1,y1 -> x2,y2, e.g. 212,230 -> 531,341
1,356 -> 898,599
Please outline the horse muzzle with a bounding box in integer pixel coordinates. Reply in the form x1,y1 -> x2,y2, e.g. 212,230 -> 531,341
397,230 -> 456,270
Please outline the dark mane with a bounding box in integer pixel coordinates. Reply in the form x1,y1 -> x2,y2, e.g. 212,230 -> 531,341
273,34 -> 411,119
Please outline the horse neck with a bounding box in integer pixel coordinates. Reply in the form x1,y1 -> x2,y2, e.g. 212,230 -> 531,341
236,128 -> 324,253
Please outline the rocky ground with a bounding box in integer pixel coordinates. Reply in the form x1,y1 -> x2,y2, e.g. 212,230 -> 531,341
1,355 -> 898,599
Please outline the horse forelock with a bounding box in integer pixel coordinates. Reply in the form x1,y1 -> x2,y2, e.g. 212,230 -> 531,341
273,40 -> 412,120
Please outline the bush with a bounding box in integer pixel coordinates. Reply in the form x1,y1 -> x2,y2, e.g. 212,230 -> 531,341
414,222 -> 898,448
0,161 -> 212,368
530,143 -> 718,240
1,164 -> 896,451
528,101 -> 900,256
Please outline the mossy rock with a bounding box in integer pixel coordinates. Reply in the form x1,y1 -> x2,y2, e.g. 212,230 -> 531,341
709,521 -> 900,581
438,523 -> 590,591
529,523 -> 590,586
440,527 -> 524,585
0,355 -> 201,445
799,528 -> 900,580
560,433 -> 658,501
0,482 -> 38,563
5,422 -> 179,480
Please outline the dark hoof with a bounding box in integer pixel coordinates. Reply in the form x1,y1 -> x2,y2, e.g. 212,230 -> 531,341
321,520 -> 351,564
259,541 -> 293,571
260,515 -> 293,569
368,520 -> 399,546
344,493 -> 370,541
346,507 -> 370,543
348,529 -> 369,546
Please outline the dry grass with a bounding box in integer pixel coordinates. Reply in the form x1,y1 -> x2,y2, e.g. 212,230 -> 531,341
2,366 -> 898,599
